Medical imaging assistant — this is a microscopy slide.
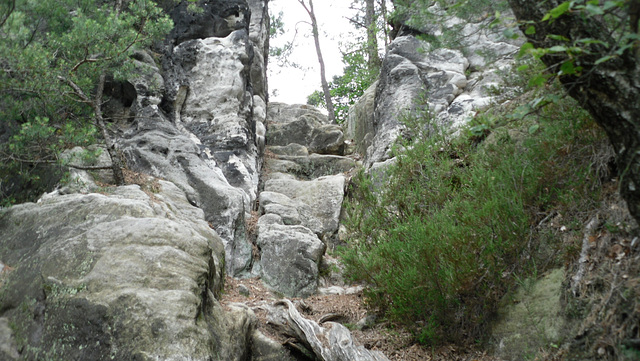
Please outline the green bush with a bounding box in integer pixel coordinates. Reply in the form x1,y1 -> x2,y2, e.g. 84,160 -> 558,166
341,94 -> 608,345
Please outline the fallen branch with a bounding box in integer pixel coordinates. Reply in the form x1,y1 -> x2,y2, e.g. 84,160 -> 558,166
268,299 -> 390,361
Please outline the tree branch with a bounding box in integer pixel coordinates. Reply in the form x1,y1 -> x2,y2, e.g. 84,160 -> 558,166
0,0 -> 15,29
57,76 -> 92,104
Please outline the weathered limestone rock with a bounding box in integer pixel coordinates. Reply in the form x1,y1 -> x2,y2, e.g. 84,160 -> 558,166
265,153 -> 358,180
121,0 -> 272,277
0,317 -> 19,360
256,221 -> 326,298
121,114 -> 252,277
174,31 -> 260,203
250,329 -> 297,361
348,6 -> 522,168
166,0 -> 250,44
491,269 -> 565,360
253,102 -> 356,297
268,143 -> 309,157
0,182 -> 258,360
346,81 -> 377,157
266,103 -> 345,154
264,175 -> 346,241
248,0 -> 270,101
366,36 -> 469,166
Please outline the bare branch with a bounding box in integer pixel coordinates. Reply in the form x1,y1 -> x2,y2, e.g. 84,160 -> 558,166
0,0 -> 15,29
57,76 -> 92,104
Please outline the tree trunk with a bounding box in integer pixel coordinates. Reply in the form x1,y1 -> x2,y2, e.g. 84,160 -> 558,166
508,0 -> 640,223
298,0 -> 337,123
365,0 -> 381,70
379,0 -> 389,49
94,74 -> 126,186
59,74 -> 126,186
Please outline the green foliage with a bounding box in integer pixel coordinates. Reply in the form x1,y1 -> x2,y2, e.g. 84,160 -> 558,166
341,92 -> 608,345
307,47 -> 378,123
306,0 -> 387,122
0,0 -> 173,204
509,0 -> 637,79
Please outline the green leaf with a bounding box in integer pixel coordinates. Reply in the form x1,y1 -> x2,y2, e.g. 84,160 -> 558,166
595,55 -> 614,64
525,25 -> 536,35
518,42 -> 535,57
517,64 -> 530,72
528,124 -> 540,134
575,38 -> 608,46
548,45 -> 568,52
549,2 -> 571,19
529,74 -> 547,87
603,1 -> 622,11
547,34 -> 570,42
560,60 -> 576,75
585,4 -> 604,15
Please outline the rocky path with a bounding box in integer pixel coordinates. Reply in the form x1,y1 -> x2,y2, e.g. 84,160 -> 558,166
221,102 -> 505,361
250,103 -> 358,298
221,276 -> 502,361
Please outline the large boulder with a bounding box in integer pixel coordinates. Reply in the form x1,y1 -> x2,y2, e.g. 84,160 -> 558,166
255,216 -> 325,298
264,175 -> 346,241
171,31 -> 260,203
0,182 -> 257,360
266,103 -> 345,154
345,81 -> 377,157
349,4 -> 522,168
121,109 -> 253,277
265,153 -> 358,180
123,14 -> 270,277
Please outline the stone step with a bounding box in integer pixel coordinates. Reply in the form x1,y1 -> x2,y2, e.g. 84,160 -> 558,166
265,152 -> 359,180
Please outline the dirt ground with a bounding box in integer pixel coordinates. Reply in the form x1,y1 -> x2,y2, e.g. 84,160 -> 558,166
221,276 -> 501,361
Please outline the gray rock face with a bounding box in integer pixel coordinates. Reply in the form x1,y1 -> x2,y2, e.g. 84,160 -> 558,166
264,176 -> 346,241
166,0 -> 250,44
122,111 -> 253,277
0,182 -> 249,360
250,103 -> 357,297
119,0 -> 270,278
366,36 -> 469,166
346,81 -> 377,157
256,222 -> 326,298
266,103 -> 345,154
265,154 -> 357,180
173,31 -> 260,204
348,8 -> 522,168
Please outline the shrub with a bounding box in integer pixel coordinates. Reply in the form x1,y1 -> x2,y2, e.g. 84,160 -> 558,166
341,94 -> 609,345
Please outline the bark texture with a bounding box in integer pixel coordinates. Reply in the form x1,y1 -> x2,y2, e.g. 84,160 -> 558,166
508,0 -> 640,223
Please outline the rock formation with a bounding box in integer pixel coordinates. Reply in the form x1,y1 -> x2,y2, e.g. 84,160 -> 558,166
0,0 -> 281,360
0,0 -> 525,359
347,4 -> 522,169
253,103 -> 358,298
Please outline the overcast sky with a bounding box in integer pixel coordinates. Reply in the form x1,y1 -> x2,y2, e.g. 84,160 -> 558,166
267,0 -> 358,105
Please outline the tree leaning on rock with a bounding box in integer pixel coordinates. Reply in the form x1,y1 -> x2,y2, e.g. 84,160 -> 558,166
508,0 -> 640,224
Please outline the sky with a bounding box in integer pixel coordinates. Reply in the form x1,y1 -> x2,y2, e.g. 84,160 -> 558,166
267,0 -> 358,105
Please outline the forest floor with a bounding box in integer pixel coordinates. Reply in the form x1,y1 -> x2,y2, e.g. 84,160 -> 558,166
221,275 -> 500,361
220,182 -> 640,361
